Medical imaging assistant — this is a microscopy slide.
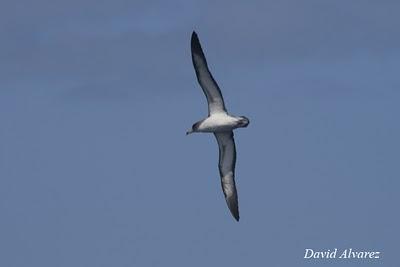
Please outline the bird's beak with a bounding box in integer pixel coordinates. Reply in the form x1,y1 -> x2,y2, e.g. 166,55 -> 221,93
186,130 -> 193,135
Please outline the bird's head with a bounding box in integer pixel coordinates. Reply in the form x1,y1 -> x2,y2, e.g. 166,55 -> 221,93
186,121 -> 201,135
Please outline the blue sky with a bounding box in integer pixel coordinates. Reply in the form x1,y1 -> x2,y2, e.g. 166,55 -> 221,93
1,1 -> 399,266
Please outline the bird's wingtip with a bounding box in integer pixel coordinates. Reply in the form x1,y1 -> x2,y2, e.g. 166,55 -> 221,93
227,199 -> 240,222
232,210 -> 240,222
191,31 -> 202,54
191,31 -> 199,43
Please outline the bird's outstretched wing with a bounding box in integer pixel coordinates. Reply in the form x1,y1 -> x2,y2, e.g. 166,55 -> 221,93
191,31 -> 227,115
214,131 -> 239,221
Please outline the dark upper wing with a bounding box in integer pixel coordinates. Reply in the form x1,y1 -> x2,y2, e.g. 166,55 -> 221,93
214,131 -> 239,221
191,31 -> 227,115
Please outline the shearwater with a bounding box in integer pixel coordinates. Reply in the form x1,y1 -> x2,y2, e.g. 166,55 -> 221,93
186,31 -> 250,221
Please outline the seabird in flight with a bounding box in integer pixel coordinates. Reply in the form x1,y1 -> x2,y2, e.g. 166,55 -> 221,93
187,31 -> 250,221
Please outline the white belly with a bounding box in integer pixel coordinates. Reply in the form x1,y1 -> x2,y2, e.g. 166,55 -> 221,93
198,113 -> 238,132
